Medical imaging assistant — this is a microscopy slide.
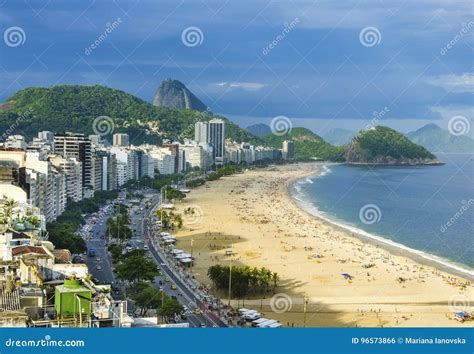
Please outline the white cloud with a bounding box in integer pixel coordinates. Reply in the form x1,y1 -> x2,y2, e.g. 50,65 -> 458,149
213,81 -> 267,91
427,73 -> 474,93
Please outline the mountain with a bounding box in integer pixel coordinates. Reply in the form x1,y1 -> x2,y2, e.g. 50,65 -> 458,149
153,79 -> 209,113
323,128 -> 355,146
246,123 -> 271,137
261,127 -> 346,161
345,126 -> 441,165
406,123 -> 474,154
0,85 -> 259,145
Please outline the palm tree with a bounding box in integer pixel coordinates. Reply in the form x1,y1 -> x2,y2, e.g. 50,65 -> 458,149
207,264 -> 223,288
271,272 -> 279,290
3,199 -> 17,227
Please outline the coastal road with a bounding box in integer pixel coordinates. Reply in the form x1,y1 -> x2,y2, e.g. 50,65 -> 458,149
84,206 -> 116,285
80,188 -> 226,327
138,196 -> 227,328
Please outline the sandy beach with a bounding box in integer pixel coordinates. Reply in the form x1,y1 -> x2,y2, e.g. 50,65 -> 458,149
173,163 -> 473,327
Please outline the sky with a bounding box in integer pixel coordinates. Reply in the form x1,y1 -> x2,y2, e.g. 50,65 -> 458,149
0,0 -> 473,135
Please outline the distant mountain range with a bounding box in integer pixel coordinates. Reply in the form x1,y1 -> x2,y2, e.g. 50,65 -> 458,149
153,79 -> 210,113
406,123 -> 474,154
0,81 -> 443,165
246,123 -> 272,137
323,128 -> 355,146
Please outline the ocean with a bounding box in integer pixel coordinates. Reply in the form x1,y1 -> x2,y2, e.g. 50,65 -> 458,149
291,153 -> 474,277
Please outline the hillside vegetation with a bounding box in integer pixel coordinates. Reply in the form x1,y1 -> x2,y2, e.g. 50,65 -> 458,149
345,126 -> 439,165
261,127 -> 346,161
0,85 -> 259,145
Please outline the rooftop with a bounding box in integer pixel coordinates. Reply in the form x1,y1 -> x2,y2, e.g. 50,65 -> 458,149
12,245 -> 48,257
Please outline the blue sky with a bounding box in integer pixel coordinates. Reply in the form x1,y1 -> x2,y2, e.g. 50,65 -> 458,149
0,0 -> 472,134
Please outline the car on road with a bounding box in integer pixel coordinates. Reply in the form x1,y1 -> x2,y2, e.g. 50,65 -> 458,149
171,284 -> 177,290
96,265 -> 102,271
193,308 -> 202,315
200,323 -> 206,328
72,256 -> 84,264
96,257 -> 101,262
165,277 -> 170,282
143,245 -> 149,250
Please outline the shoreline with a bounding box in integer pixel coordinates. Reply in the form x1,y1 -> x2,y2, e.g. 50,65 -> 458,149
288,165 -> 474,281
173,163 -> 473,327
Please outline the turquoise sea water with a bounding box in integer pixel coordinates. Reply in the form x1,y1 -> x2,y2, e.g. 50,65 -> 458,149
292,154 -> 474,275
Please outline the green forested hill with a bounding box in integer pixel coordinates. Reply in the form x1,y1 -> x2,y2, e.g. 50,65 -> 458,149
0,85 -> 260,145
346,126 -> 439,164
0,85 -> 439,165
261,127 -> 346,161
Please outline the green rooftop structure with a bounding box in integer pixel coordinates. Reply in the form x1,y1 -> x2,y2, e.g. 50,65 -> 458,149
54,279 -> 91,319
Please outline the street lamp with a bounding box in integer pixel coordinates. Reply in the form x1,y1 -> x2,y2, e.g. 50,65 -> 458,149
228,255 -> 233,306
303,294 -> 308,328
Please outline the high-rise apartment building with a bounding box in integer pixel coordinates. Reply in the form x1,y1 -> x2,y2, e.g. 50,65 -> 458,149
112,133 -> 129,147
208,119 -> 225,165
53,133 -> 92,195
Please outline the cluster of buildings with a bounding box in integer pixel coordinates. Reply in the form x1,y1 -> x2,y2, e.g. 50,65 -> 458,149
0,119 -> 293,223
0,119 -> 294,327
0,198 -> 131,327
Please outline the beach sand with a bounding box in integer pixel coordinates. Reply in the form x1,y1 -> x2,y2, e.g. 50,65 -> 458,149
173,163 -> 473,327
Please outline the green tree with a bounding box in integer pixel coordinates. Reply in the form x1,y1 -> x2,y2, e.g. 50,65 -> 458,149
165,186 -> 186,202
133,286 -> 164,316
3,199 -> 17,227
157,298 -> 184,322
155,209 -> 183,230
115,254 -> 159,283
